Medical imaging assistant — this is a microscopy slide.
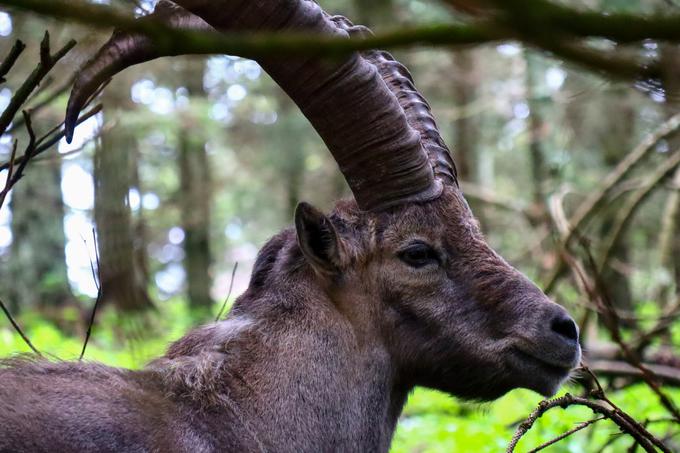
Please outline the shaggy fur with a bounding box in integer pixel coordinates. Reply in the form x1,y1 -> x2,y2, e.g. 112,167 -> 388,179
0,186 -> 580,452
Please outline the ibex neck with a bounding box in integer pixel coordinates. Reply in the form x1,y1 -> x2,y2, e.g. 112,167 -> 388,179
159,274 -> 407,452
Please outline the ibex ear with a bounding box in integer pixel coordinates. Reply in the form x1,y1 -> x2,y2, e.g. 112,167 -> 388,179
295,202 -> 343,276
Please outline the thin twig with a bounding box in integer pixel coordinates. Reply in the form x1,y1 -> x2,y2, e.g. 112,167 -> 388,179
8,73 -> 76,132
0,297 -> 40,355
506,392 -> 666,453
216,262 -> 238,321
0,40 -> 26,83
0,32 -> 76,137
0,111 -> 38,207
0,104 -> 103,172
0,139 -> 17,209
80,228 -> 102,360
598,150 -> 680,271
575,236 -> 680,423
545,112 -> 680,292
526,416 -> 606,453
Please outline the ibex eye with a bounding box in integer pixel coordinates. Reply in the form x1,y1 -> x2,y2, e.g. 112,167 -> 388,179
398,243 -> 439,268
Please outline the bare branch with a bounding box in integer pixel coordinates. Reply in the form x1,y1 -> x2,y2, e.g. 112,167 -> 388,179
574,237 -> 680,423
80,229 -> 102,360
598,150 -> 680,270
587,359 -> 680,388
0,297 -> 40,355
0,0 -> 674,81
0,40 -> 26,83
506,391 -> 669,453
0,32 -> 76,137
526,416 -> 606,453
0,103 -> 103,172
216,262 -> 238,321
545,113 -> 680,292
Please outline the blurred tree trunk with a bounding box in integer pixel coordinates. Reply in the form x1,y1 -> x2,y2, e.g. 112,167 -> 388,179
4,12 -> 73,316
94,80 -> 152,312
276,95 -> 305,218
451,49 -> 488,228
452,49 -> 479,183
524,50 -> 549,217
178,58 -> 213,311
659,44 -> 680,306
352,0 -> 393,26
597,87 -> 635,314
8,142 -> 72,313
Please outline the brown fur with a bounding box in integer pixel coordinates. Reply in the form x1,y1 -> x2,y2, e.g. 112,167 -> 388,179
0,185 -> 580,452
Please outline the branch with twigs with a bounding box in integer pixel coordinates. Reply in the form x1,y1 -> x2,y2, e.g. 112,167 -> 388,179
598,150 -> 680,272
544,113 -> 680,293
507,366 -> 672,453
0,33 -> 92,355
216,262 -> 239,321
80,229 -> 102,360
0,32 -> 75,137
564,235 -> 680,423
0,40 -> 26,84
1,0 -> 680,82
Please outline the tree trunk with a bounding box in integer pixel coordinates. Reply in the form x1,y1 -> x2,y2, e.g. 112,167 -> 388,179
352,0 -> 394,28
178,58 -> 213,312
94,80 -> 152,312
659,44 -> 680,307
7,150 -> 72,314
524,50 -> 549,215
451,48 -> 489,229
451,49 -> 479,182
597,86 -> 636,314
3,15 -> 73,317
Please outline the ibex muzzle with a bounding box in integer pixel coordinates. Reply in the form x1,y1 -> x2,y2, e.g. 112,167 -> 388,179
0,0 -> 580,451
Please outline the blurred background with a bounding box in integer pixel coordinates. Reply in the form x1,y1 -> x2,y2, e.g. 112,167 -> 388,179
1,0 -> 680,451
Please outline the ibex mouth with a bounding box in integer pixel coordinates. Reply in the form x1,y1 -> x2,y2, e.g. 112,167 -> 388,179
512,347 -> 577,375
508,345 -> 581,396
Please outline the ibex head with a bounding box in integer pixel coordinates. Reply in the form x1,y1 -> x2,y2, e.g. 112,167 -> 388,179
66,0 -> 580,401
294,190 -> 578,399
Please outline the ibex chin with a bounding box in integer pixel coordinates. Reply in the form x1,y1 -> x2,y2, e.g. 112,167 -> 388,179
0,1 -> 581,451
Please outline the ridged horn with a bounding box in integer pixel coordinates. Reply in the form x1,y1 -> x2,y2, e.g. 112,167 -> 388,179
328,15 -> 457,185
66,0 -> 445,211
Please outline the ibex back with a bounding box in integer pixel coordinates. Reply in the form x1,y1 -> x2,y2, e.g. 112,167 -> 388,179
0,1 -> 581,452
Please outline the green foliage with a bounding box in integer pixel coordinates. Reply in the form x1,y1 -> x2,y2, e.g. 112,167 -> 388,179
1,300 -> 678,452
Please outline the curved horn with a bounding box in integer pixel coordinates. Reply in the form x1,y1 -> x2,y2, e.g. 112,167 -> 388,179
328,16 -> 457,185
65,1 -> 211,141
66,0 -> 444,211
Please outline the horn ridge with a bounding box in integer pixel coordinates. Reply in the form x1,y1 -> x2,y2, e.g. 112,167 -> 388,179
328,14 -> 457,186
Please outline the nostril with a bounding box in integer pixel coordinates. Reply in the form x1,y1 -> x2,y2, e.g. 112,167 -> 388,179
551,316 -> 578,342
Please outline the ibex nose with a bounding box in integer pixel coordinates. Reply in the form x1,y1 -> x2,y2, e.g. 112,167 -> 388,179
550,313 -> 579,343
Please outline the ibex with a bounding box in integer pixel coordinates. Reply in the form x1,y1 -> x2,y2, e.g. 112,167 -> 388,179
0,1 -> 581,451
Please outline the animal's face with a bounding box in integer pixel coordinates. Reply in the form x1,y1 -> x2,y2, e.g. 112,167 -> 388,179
295,185 -> 581,400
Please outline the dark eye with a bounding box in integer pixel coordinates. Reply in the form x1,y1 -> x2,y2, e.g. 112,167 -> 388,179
398,242 -> 440,268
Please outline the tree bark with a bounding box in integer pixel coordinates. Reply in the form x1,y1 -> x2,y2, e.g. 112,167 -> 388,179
659,44 -> 680,307
597,86 -> 636,314
451,49 -> 479,183
178,58 -> 213,311
524,50 -> 549,214
94,79 -> 152,312
7,149 -> 72,313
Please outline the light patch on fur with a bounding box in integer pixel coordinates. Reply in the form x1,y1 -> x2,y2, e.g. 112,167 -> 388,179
214,317 -> 255,344
149,317 -> 256,406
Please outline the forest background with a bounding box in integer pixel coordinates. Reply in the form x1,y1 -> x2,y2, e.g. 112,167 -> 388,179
1,0 -> 680,451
